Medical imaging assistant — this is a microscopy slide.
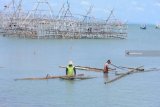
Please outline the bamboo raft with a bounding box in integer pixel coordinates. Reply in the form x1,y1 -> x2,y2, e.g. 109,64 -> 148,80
105,66 -> 160,84
115,68 -> 160,75
105,66 -> 144,84
15,74 -> 96,81
14,64 -> 160,83
60,76 -> 96,80
15,75 -> 67,81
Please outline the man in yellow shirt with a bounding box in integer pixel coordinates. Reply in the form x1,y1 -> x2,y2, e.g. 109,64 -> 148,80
66,61 -> 76,77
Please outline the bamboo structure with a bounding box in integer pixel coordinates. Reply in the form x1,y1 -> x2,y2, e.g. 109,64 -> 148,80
0,0 -> 127,39
105,66 -> 143,84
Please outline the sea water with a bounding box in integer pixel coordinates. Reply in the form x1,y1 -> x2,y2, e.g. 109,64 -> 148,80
0,24 -> 160,107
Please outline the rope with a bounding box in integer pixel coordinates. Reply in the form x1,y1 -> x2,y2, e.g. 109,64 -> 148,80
110,64 -> 127,70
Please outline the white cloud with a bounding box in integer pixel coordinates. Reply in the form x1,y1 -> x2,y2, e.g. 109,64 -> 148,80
131,0 -> 138,5
94,8 -> 105,12
81,0 -> 90,6
135,7 -> 145,11
130,1 -> 145,12
154,2 -> 160,7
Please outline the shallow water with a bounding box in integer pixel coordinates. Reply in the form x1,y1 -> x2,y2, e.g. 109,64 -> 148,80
0,24 -> 160,107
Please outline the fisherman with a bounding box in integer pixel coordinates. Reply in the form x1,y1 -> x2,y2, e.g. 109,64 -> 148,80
103,60 -> 111,73
66,61 -> 76,76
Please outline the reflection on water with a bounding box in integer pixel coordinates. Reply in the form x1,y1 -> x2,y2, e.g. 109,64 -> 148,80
65,80 -> 75,94
103,73 -> 109,82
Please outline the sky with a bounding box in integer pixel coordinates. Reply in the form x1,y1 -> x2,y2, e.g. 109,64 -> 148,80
0,0 -> 160,24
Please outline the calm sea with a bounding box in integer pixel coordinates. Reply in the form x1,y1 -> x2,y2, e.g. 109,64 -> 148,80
0,24 -> 160,107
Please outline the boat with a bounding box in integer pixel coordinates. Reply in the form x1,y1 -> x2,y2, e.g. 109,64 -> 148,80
155,24 -> 160,29
126,51 -> 143,56
140,24 -> 146,29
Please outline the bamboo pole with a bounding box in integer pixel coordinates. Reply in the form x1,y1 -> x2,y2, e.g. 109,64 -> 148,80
105,66 -> 143,84
15,75 -> 67,81
59,65 -> 115,72
59,65 -> 103,72
14,73 -> 86,81
60,76 -> 96,80
115,68 -> 160,75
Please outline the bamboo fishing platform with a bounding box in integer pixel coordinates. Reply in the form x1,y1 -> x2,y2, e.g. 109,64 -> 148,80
0,0 -> 127,39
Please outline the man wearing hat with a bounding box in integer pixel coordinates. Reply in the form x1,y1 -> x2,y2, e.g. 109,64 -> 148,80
66,60 -> 76,76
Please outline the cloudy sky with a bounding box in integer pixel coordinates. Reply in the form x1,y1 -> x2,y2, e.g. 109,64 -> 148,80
1,0 -> 160,24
